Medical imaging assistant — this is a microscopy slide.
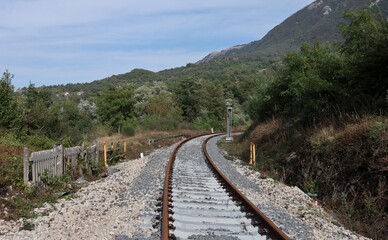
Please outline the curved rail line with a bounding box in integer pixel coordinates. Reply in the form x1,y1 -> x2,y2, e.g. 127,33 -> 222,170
161,134 -> 290,240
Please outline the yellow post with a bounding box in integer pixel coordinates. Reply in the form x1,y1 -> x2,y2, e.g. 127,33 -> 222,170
249,143 -> 253,165
104,142 -> 108,169
252,143 -> 256,165
249,142 -> 256,166
124,142 -> 127,158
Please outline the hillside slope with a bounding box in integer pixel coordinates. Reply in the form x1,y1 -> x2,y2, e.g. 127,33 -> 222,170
200,0 -> 388,62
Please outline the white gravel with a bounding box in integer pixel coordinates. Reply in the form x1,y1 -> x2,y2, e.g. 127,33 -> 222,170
0,136 -> 371,240
0,146 -> 173,240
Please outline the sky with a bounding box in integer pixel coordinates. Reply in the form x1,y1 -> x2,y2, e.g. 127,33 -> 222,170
0,0 -> 313,88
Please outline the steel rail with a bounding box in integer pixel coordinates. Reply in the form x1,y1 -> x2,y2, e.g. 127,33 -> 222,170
161,133 -> 290,239
161,133 -> 211,240
202,134 -> 290,240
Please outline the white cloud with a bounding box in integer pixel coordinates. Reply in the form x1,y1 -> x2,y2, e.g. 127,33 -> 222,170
0,0 -> 313,88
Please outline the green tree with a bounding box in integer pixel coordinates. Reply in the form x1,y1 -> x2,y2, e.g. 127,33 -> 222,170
22,83 -> 55,135
96,85 -> 135,132
145,92 -> 181,118
0,70 -> 19,130
339,10 -> 388,112
25,83 -> 52,109
193,81 -> 225,130
249,43 -> 346,125
173,78 -> 202,122
134,82 -> 168,118
173,78 -> 226,129
142,92 -> 183,130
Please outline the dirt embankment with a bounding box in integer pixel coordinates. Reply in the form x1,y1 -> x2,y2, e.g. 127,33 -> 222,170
228,117 -> 387,240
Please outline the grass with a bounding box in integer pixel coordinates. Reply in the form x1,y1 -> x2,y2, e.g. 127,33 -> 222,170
98,129 -> 203,160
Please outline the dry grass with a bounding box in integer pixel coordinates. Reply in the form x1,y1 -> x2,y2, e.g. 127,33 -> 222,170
97,129 -> 204,160
220,115 -> 388,239
231,115 -> 388,239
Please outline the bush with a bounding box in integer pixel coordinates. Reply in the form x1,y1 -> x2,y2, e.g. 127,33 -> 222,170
0,131 -> 23,147
141,115 -> 181,131
21,220 -> 35,231
26,135 -> 55,150
0,155 -> 23,189
193,115 -> 222,131
122,120 -> 136,136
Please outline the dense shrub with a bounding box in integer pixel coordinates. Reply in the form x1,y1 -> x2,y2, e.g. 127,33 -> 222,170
26,135 -> 55,150
121,120 -> 136,136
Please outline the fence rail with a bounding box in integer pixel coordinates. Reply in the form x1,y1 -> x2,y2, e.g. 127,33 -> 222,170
23,142 -> 100,184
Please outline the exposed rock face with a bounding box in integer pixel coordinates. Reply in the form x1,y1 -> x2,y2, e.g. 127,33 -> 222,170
370,0 -> 381,7
322,6 -> 333,15
197,45 -> 245,63
308,0 -> 324,10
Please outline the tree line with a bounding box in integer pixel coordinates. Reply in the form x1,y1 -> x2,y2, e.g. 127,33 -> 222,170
248,10 -> 388,126
0,71 -> 255,149
1,9 -> 386,148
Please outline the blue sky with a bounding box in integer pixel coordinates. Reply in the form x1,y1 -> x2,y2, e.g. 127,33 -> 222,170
0,0 -> 313,88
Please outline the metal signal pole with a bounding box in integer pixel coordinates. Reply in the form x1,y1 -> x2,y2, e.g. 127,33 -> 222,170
226,99 -> 233,142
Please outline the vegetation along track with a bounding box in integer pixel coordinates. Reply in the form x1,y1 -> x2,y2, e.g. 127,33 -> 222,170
161,134 -> 289,240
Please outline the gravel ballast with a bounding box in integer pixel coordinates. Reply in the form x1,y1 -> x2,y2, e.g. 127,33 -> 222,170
0,135 -> 370,239
0,145 -> 175,240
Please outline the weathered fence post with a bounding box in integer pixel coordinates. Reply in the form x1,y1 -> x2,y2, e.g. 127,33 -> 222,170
123,142 -> 127,159
57,145 -> 64,176
23,147 -> 29,184
104,142 -> 108,169
96,141 -> 100,163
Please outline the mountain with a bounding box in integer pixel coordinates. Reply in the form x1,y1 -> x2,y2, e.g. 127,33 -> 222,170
46,0 -> 388,94
200,0 -> 388,62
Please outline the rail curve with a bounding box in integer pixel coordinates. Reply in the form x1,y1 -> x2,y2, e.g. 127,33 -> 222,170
161,134 -> 290,240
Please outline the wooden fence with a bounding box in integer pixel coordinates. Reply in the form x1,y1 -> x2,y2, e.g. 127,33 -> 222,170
23,141 -> 100,184
103,141 -> 127,168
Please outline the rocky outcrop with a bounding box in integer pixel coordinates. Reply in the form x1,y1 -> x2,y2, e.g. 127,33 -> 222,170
197,45 -> 245,63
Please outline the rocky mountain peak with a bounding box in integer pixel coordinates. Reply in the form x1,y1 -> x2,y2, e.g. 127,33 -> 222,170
197,0 -> 388,63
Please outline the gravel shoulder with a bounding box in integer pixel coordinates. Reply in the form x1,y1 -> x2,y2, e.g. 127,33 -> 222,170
0,135 -> 370,240
0,145 -> 175,240
206,135 -> 370,240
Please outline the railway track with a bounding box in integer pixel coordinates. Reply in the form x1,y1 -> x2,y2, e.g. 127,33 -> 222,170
161,134 -> 290,240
